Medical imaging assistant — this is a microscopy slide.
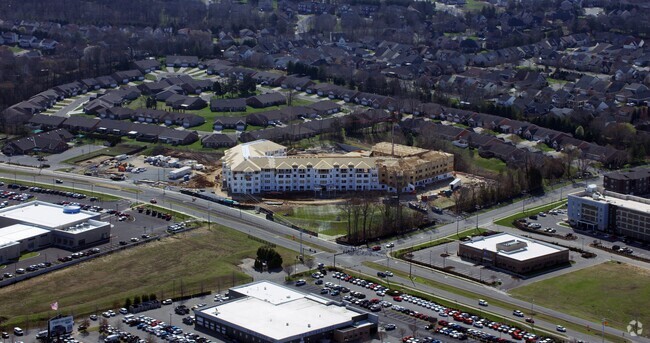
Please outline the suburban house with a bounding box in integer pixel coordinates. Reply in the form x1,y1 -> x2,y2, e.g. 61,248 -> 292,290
133,59 -> 161,74
308,100 -> 341,116
61,116 -> 101,133
133,109 -> 169,123
96,119 -> 135,136
26,114 -> 66,131
202,133 -> 238,148
210,98 -> 247,112
281,75 -> 315,91
166,55 -> 199,67
2,129 -> 73,156
98,107 -> 134,120
246,93 -> 287,108
214,117 -> 248,131
164,94 -> 207,110
252,71 -> 285,86
164,112 -> 205,128
157,129 -> 199,146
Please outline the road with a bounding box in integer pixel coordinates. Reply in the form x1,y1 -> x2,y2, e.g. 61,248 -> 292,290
0,163 -> 646,343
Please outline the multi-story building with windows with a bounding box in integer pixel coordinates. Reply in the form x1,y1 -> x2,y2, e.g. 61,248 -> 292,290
604,167 -> 650,195
568,186 -> 650,242
221,140 -> 454,194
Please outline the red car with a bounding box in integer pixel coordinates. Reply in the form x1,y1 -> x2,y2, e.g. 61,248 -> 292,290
371,245 -> 381,251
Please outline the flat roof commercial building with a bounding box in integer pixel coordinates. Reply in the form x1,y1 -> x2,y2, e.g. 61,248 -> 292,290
458,233 -> 569,274
568,186 -> 650,242
0,201 -> 111,263
195,281 -> 378,343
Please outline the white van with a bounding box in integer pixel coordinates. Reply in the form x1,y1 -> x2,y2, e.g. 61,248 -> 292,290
13,327 -> 24,336
104,334 -> 119,343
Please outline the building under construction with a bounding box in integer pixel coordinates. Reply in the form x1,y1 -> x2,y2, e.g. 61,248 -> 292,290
371,142 -> 455,191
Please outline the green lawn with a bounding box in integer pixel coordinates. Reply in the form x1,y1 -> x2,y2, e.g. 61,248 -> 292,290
282,205 -> 349,236
464,0 -> 488,11
536,142 -> 555,152
511,262 -> 650,337
472,155 -> 507,173
494,199 -> 567,228
8,46 -> 26,54
0,225 -> 296,327
18,252 -> 40,261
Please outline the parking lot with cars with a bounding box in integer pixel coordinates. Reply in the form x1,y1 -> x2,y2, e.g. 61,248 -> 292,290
521,209 -> 650,260
292,269 -> 560,343
0,181 -> 192,285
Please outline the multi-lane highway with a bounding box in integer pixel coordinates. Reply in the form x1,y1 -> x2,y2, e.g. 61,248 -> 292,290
0,163 -> 645,343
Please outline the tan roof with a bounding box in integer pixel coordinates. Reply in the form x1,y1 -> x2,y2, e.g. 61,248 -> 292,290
371,142 -> 429,157
230,155 -> 386,172
223,139 -> 286,171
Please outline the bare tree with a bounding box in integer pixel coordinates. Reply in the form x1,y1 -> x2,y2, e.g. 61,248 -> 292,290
283,263 -> 295,279
304,258 -> 315,270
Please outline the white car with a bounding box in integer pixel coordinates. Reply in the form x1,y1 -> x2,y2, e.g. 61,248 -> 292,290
513,310 -> 524,317
556,325 -> 567,332
478,299 -> 488,306
385,242 -> 395,248
119,308 -> 128,314
162,299 -> 172,305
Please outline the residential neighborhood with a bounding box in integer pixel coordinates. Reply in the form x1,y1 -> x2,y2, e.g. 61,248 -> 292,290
0,1 -> 648,343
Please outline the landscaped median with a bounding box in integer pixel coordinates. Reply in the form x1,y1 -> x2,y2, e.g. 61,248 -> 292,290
494,199 -> 568,228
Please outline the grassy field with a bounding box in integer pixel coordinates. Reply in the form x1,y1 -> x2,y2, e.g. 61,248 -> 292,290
494,199 -> 567,228
0,225 -> 296,327
283,204 -> 349,236
472,155 -> 507,173
511,261 -> 650,337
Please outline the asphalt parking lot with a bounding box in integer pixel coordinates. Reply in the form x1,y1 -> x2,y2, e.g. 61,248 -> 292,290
288,271 -> 553,343
521,211 -> 650,260
408,243 -> 517,289
0,182 -> 187,283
